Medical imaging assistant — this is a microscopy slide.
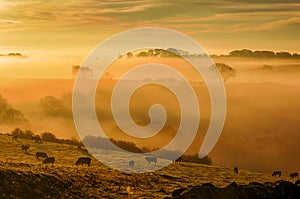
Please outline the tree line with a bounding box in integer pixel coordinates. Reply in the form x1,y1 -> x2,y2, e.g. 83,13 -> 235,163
226,49 -> 300,58
83,135 -> 212,165
9,127 -> 81,146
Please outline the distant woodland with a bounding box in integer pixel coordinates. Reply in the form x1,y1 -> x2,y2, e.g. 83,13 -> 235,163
122,48 -> 300,59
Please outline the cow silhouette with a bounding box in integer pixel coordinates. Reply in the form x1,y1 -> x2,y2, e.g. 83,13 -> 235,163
290,172 -> 299,179
145,156 -> 157,165
174,157 -> 182,164
43,157 -> 55,164
234,167 -> 239,174
272,170 -> 282,177
76,157 -> 91,166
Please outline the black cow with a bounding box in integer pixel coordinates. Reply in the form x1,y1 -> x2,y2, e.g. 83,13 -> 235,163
36,152 -> 48,159
76,157 -> 91,166
290,172 -> 299,179
145,156 -> 157,165
21,145 -> 30,152
174,157 -> 182,164
272,170 -> 282,177
43,157 -> 55,164
234,167 -> 239,174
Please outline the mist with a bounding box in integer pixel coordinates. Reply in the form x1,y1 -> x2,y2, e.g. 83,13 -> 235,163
0,57 -> 299,174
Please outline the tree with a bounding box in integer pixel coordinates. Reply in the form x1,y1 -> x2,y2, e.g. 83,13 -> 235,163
41,132 -> 57,142
0,95 -> 27,124
229,49 -> 253,57
71,65 -> 93,79
276,52 -> 292,58
126,52 -> 133,58
210,63 -> 236,82
137,51 -> 149,57
24,130 -> 34,139
40,95 -> 72,117
11,128 -> 25,138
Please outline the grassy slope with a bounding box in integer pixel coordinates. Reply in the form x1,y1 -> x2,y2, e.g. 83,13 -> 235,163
0,134 -> 295,199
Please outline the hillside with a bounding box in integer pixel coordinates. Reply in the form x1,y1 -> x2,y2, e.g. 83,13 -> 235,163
0,134 -> 298,198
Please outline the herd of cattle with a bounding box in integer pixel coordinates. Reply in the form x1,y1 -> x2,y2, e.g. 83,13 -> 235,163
272,170 -> 299,179
20,144 -> 91,166
18,141 -> 299,179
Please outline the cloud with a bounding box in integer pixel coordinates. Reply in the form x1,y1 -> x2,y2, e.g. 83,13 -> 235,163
0,0 -> 299,54
0,19 -> 20,28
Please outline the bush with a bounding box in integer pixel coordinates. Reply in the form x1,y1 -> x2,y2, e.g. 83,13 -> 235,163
41,132 -> 57,142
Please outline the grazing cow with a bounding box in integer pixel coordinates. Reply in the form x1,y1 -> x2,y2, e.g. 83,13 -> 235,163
36,152 -> 48,159
290,172 -> 299,179
76,157 -> 91,166
21,145 -> 29,152
129,160 -> 134,167
272,170 -> 282,177
145,156 -> 157,165
174,157 -> 182,164
43,157 -> 55,164
234,167 -> 239,174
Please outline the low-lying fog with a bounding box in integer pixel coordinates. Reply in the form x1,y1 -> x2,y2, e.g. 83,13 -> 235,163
0,57 -> 299,174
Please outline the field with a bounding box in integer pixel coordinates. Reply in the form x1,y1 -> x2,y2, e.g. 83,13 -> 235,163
0,133 -> 296,199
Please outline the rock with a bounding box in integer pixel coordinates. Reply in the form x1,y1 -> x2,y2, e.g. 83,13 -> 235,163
169,180 -> 300,199
172,188 -> 186,197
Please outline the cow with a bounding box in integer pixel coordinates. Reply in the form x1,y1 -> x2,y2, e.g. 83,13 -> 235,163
234,167 -> 239,174
76,157 -> 91,166
174,157 -> 182,164
145,156 -> 157,165
290,172 -> 299,179
36,152 -> 48,159
272,170 -> 282,177
21,145 -> 29,152
43,157 -> 55,164
129,160 -> 134,167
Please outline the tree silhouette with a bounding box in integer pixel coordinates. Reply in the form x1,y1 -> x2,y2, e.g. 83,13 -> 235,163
0,95 -> 27,124
126,52 -> 133,58
41,132 -> 57,142
210,63 -> 236,82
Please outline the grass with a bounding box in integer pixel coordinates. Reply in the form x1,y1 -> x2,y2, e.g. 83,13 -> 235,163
0,133 -> 296,198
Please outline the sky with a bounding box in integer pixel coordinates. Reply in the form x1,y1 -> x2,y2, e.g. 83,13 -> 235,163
0,0 -> 299,78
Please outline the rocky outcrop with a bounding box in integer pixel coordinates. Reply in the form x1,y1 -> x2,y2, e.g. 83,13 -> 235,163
167,180 -> 300,199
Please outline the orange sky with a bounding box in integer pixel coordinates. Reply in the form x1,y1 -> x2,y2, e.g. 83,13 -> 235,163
0,0 -> 299,78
